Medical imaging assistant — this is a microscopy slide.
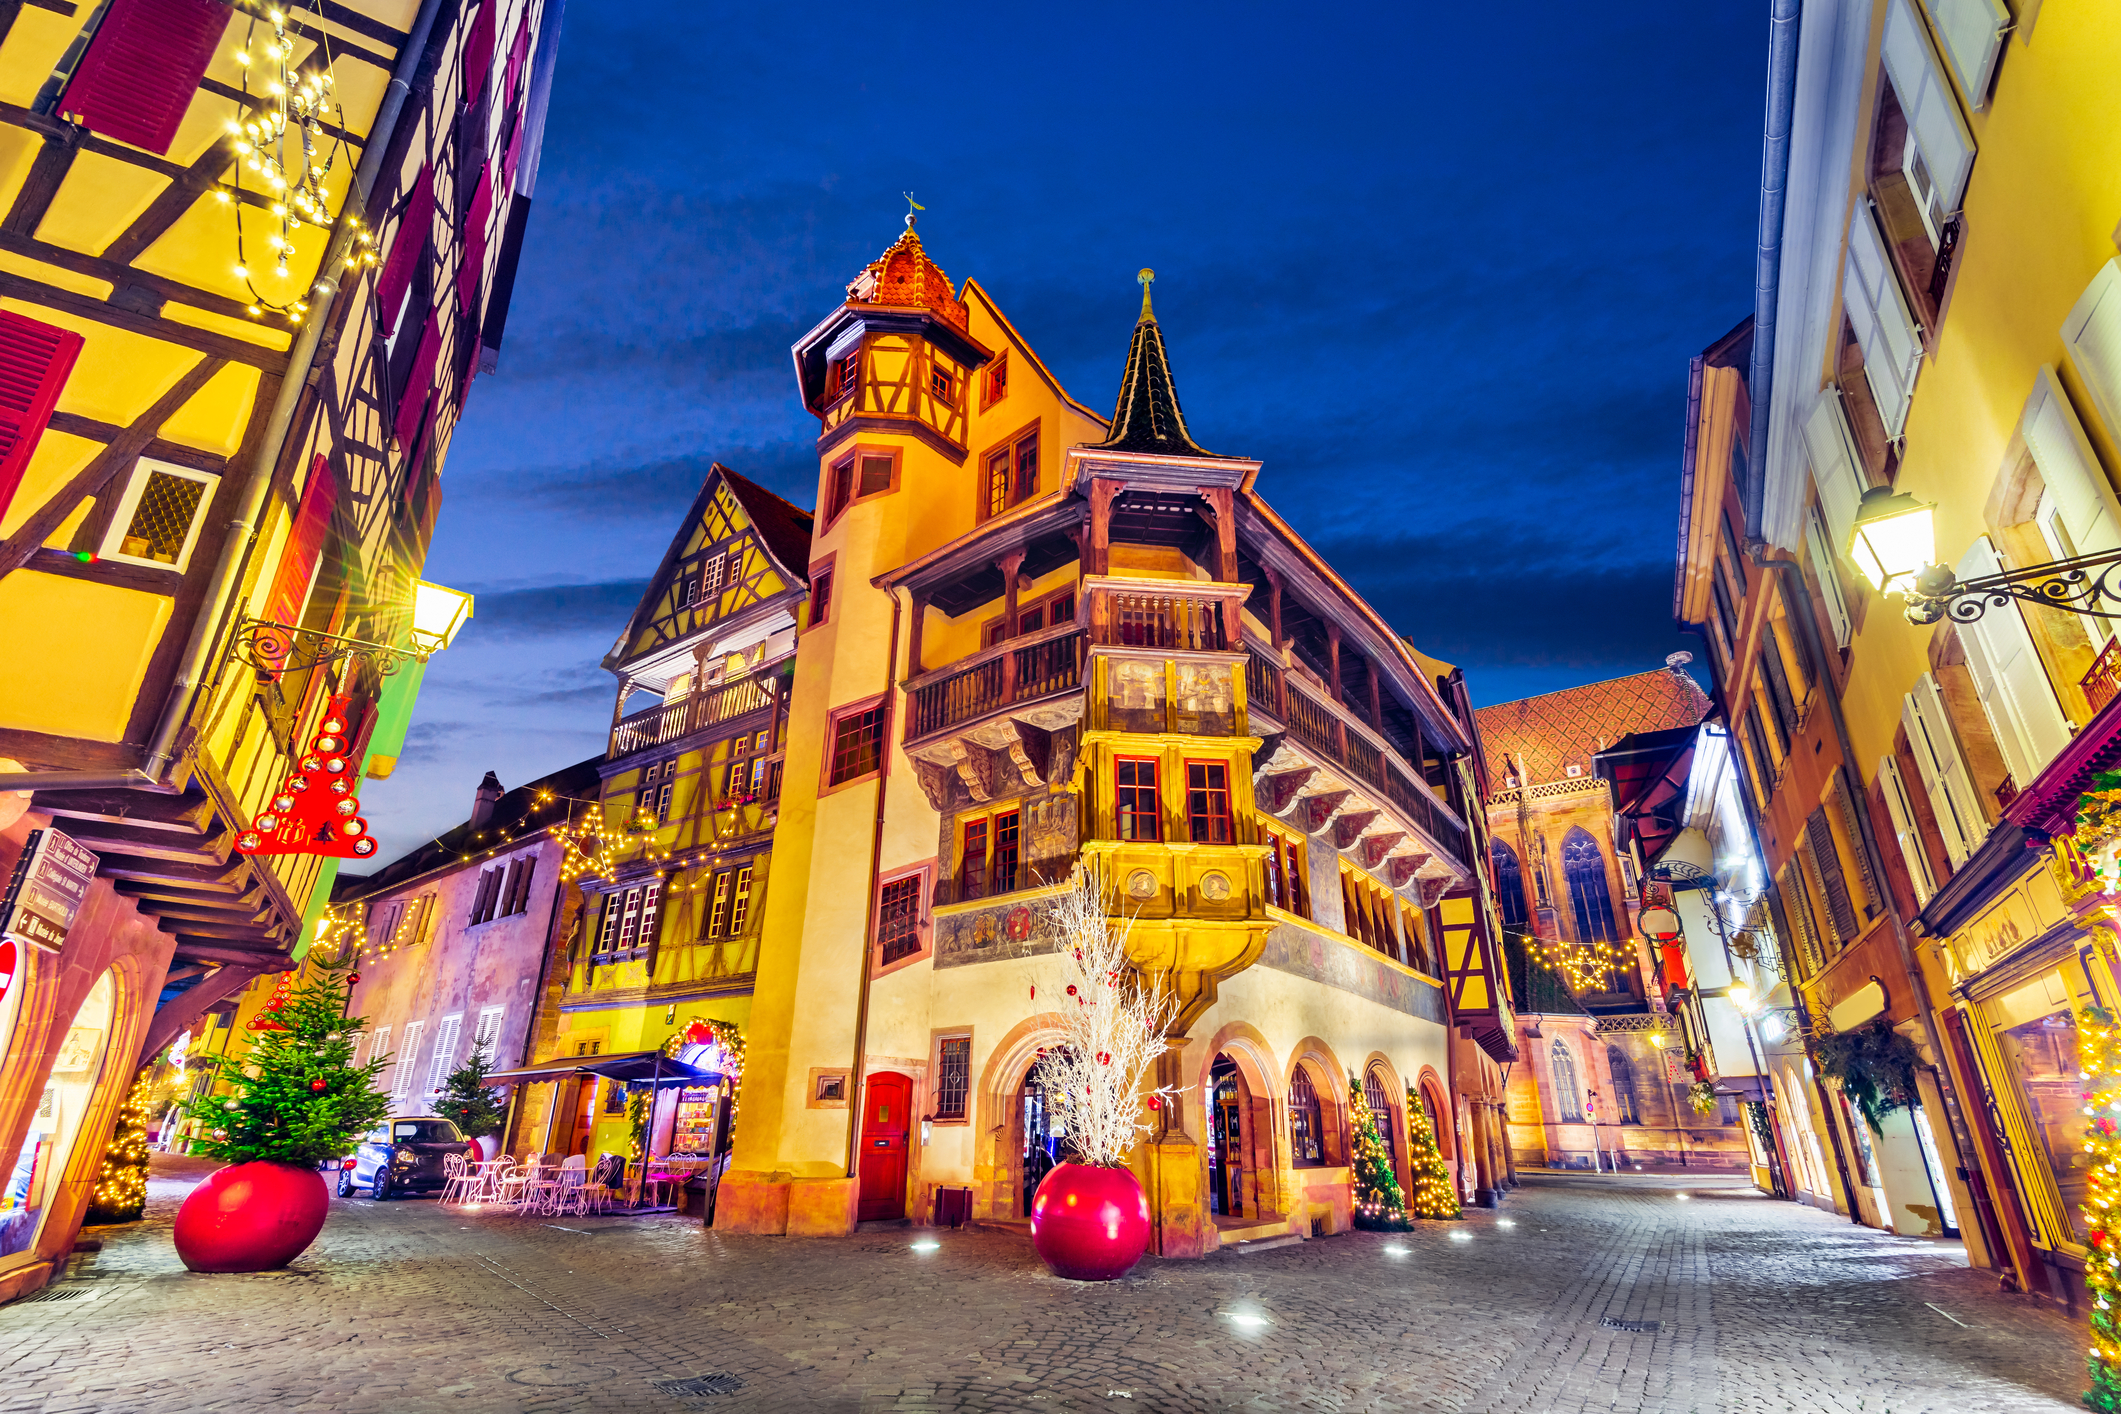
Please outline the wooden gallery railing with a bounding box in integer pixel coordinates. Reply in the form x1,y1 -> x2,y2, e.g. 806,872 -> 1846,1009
908,626 -> 1087,742
1245,646 -> 1470,870
610,676 -> 773,755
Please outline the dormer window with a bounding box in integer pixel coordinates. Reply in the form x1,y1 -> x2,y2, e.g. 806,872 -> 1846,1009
831,352 -> 860,403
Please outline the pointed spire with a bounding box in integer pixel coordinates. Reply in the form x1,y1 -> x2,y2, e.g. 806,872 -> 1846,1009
1087,269 -> 1223,458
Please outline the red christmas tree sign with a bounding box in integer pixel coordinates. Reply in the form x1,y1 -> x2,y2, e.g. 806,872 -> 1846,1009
234,695 -> 379,859
246,971 -> 295,1031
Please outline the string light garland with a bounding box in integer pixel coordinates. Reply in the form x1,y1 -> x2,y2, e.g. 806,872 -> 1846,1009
2084,1005 -> 2121,1410
1527,931 -> 1630,994
1403,1085 -> 1461,1220
221,6 -> 377,324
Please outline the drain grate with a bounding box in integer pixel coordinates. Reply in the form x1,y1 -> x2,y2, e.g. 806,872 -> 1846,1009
17,1287 -> 90,1303
1599,1316 -> 1660,1333
653,1374 -> 745,1398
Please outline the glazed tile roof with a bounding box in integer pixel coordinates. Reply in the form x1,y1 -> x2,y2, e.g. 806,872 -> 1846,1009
846,219 -> 968,331
1085,273 -> 1226,459
1475,667 -> 1710,787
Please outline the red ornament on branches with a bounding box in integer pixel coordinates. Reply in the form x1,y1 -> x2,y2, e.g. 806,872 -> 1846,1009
234,694 -> 379,859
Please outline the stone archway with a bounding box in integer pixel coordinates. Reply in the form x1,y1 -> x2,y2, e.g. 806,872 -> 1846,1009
1193,1023 -> 1287,1233
972,1014 -> 1066,1222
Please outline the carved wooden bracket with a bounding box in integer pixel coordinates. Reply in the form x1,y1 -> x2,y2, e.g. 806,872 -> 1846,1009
1331,810 -> 1380,851
1301,790 -> 1351,834
1418,876 -> 1452,908
1386,853 -> 1430,889
949,740 -> 996,803
912,759 -> 956,812
1005,720 -> 1052,788
1262,767 -> 1316,814
1356,831 -> 1405,870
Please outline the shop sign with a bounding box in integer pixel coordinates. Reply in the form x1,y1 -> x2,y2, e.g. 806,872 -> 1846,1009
0,828 -> 96,953
1943,863 -> 2067,986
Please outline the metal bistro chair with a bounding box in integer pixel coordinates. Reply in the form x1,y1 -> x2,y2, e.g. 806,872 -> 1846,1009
497,1157 -> 543,1212
550,1154 -> 591,1216
438,1152 -> 478,1207
583,1153 -> 625,1215
519,1155 -> 564,1214
471,1157 -> 514,1205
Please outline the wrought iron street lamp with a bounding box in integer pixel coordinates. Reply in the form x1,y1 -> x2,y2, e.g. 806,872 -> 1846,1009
1848,484 -> 2121,626
228,580 -> 475,680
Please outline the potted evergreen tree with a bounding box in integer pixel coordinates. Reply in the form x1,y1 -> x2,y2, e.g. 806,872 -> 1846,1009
173,957 -> 390,1272
434,1049 -> 507,1161
1023,868 -> 1183,1281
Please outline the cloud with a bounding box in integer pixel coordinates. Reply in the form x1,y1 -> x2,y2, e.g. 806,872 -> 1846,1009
454,579 -> 652,641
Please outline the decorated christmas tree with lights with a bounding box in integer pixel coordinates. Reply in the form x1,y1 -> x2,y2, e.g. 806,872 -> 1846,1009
84,1069 -> 157,1224
434,1049 -> 506,1143
183,956 -> 391,1166
2084,1005 -> 2121,1410
1404,1085 -> 1462,1220
1349,1078 -> 1410,1230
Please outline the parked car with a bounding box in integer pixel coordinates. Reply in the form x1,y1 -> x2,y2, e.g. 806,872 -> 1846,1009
338,1117 -> 474,1199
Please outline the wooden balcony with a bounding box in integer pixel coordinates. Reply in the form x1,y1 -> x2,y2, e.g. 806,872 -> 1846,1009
2086,637 -> 2121,716
1245,645 -> 1471,872
610,675 -> 773,756
907,623 -> 1086,746
1082,574 -> 1245,652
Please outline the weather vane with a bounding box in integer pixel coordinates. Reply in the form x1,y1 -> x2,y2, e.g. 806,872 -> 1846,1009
1138,267 -> 1155,317
903,192 -> 925,228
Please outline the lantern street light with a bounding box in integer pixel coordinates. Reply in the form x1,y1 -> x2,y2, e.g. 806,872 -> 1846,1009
410,580 -> 475,652
1848,485 -> 2121,626
229,580 -> 475,680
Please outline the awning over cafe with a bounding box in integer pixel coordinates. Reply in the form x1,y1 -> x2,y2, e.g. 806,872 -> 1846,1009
485,1049 -> 722,1088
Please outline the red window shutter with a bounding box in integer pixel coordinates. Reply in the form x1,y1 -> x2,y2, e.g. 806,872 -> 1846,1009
393,316 -> 442,453
0,312 -> 83,524
503,18 -> 531,101
461,0 -> 497,105
264,456 -> 338,628
374,166 -> 435,336
60,0 -> 229,156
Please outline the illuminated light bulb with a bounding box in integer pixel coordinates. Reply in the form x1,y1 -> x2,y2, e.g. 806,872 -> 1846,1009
234,49 -> 249,64
233,264 -> 248,278
215,189 -> 231,204
247,305 -> 262,316
271,204 -> 286,216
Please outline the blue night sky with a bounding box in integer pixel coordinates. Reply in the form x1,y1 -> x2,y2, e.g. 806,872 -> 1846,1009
357,0 -> 1766,860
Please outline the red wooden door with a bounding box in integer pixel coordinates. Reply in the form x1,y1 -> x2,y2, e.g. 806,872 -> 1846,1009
857,1073 -> 911,1221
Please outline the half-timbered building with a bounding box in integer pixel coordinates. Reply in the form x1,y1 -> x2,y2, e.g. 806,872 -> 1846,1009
712,220 -> 1517,1251
0,0 -> 562,1296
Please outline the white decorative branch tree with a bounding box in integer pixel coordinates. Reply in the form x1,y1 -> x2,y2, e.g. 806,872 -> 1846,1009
1030,865 -> 1184,1169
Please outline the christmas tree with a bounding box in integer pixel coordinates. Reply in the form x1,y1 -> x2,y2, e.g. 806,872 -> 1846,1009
1404,1084 -> 1462,1220
434,1048 -> 506,1142
84,1068 -> 157,1223
1348,1078 -> 1410,1230
183,955 -> 391,1166
2083,1005 -> 2121,1410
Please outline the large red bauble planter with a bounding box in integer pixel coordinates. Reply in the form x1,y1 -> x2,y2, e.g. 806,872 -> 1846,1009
172,1162 -> 330,1273
1030,1162 -> 1151,1281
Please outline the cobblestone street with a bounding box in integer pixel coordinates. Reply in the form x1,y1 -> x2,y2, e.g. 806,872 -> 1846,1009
0,1165 -> 2082,1413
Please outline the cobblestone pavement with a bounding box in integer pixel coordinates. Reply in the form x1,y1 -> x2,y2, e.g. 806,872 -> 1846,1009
0,1164 -> 2086,1413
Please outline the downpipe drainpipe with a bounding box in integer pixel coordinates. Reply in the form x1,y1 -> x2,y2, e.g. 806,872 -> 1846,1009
1743,0 -> 1801,542
0,0 -> 450,798
845,589 -> 904,1183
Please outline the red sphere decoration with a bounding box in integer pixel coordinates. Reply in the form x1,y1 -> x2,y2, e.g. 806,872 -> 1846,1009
348,973 -> 361,984
309,1078 -> 328,1093
172,1162 -> 330,1273
1030,1162 -> 1151,1281
1146,1095 -> 1162,1110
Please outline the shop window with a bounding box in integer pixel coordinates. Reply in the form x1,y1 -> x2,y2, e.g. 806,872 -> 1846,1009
1289,1065 -> 1326,1168
1996,994 -> 2092,1244
825,699 -> 884,787
981,424 -> 1040,521
934,1036 -> 971,1120
1549,1040 -> 1583,1123
878,874 -> 924,964
1185,761 -> 1232,844
0,970 -> 113,1264
99,460 -> 219,572
1116,757 -> 1161,841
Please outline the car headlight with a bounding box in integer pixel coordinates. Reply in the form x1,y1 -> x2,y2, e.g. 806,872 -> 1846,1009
392,1145 -> 416,1165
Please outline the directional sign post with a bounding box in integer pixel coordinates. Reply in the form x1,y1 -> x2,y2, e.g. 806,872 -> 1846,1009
0,828 -> 96,953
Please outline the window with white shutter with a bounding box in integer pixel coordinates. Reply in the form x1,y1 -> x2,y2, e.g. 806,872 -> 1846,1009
2022,365 -> 2121,649
1805,390 -> 1869,554
1882,0 -> 1977,236
1878,753 -> 1938,905
474,1006 -> 504,1057
393,1020 -> 425,1098
1953,535 -> 2072,785
426,1014 -> 463,1095
367,1026 -> 390,1073
1844,203 -> 1925,438
1920,0 -> 2009,109
1806,509 -> 1854,649
2064,261 -> 2121,451
1903,674 -> 1985,867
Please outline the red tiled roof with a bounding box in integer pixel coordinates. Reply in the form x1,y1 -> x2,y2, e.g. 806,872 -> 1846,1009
1475,669 -> 1710,787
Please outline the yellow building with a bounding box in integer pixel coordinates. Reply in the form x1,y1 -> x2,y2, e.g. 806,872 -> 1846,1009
0,0 -> 562,1297
1726,0 -> 2121,1302
713,221 -> 1515,1251
505,466 -> 812,1161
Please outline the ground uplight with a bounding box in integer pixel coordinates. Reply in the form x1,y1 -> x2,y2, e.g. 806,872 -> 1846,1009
911,1239 -> 941,1252
1382,1244 -> 1409,1256
1449,1230 -> 1472,1242
1676,1194 -> 1691,1202
1228,1313 -> 1269,1328
1495,1218 -> 1515,1228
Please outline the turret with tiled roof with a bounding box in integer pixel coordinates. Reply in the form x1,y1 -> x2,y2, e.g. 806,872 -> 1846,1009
1086,269 -> 1225,459
845,210 -> 969,331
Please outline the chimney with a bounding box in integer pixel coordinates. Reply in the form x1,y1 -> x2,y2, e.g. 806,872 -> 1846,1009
471,771 -> 503,832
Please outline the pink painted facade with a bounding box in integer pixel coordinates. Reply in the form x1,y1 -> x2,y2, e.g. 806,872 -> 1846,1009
336,762 -> 597,1117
